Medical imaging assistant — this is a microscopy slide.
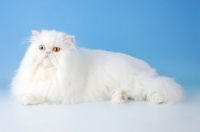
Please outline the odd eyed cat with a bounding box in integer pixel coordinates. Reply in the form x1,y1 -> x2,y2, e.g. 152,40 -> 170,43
11,30 -> 183,105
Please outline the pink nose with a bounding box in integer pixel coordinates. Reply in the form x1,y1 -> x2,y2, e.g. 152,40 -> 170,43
46,51 -> 51,54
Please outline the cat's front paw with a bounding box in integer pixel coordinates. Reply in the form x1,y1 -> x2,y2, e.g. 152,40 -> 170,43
111,90 -> 128,104
20,94 -> 45,105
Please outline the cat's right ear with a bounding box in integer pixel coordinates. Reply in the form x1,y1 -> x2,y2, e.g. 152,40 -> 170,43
32,30 -> 40,36
65,35 -> 75,43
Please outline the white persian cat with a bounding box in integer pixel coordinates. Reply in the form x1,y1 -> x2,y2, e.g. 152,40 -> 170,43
11,30 -> 183,105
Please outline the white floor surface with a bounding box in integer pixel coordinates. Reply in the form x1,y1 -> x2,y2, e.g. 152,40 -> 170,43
0,89 -> 200,132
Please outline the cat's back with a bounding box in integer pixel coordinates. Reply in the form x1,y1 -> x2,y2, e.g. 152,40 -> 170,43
78,48 -> 152,72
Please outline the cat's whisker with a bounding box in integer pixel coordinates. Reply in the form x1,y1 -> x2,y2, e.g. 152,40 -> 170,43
20,37 -> 30,46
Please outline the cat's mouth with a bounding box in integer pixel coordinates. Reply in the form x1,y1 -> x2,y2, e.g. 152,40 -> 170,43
37,53 -> 57,67
39,54 -> 53,67
42,57 -> 53,67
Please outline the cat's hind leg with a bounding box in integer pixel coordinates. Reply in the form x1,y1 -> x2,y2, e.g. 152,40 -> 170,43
20,94 -> 46,105
128,89 -> 165,104
111,90 -> 128,104
146,92 -> 165,104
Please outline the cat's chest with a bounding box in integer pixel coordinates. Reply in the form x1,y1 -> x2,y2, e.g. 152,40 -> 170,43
32,66 -> 57,83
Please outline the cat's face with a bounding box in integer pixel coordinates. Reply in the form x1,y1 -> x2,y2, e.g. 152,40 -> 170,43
28,30 -> 75,68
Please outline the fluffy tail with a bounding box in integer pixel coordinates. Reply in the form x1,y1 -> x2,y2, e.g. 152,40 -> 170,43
144,76 -> 183,104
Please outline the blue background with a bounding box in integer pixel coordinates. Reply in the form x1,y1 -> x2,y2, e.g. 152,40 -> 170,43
0,0 -> 199,90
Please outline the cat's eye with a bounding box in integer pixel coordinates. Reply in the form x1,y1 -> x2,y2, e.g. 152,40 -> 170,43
53,47 -> 61,52
39,45 -> 45,51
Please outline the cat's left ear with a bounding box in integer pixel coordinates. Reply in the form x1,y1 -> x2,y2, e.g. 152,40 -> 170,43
65,35 -> 75,43
32,30 -> 40,36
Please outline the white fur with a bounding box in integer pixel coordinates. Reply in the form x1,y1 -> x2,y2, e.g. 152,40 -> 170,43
11,30 -> 183,105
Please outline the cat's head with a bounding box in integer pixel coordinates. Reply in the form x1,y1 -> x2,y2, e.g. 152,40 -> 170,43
27,30 -> 76,68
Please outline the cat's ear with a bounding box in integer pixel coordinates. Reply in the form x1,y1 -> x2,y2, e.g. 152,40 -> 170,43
65,35 -> 75,43
32,30 -> 40,36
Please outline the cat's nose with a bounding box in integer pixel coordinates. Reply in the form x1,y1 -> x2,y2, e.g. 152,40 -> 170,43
46,51 -> 51,54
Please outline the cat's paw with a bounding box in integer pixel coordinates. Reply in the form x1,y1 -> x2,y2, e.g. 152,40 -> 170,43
20,94 -> 45,105
147,92 -> 165,104
111,90 -> 128,104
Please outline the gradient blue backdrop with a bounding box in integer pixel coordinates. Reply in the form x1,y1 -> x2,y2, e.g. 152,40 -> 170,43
0,0 -> 199,90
